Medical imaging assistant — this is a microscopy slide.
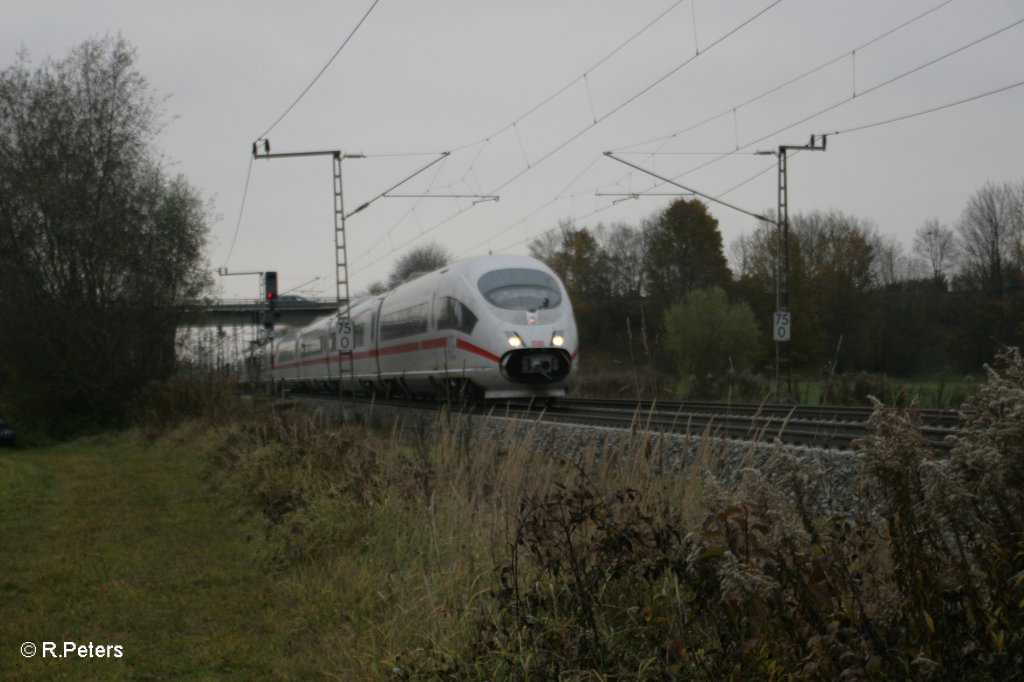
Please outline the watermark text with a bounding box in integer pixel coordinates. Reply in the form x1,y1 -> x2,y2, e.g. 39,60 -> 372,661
21,641 -> 124,659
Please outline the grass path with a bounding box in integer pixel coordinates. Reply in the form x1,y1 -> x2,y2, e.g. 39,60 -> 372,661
0,431 -> 304,680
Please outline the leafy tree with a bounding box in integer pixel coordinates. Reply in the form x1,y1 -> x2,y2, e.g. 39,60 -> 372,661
386,241 -> 451,288
663,287 -> 761,397
645,199 -> 731,301
0,37 -> 212,429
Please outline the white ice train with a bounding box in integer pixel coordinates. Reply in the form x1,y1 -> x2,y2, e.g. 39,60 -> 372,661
267,254 -> 578,400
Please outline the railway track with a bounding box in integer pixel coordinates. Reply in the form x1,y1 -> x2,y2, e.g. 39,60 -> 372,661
298,392 -> 963,452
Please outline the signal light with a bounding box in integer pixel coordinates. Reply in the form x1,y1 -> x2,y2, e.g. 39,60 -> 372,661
265,271 -> 278,308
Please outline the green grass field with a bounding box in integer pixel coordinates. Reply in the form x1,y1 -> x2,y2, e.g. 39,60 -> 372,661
0,431 -> 310,680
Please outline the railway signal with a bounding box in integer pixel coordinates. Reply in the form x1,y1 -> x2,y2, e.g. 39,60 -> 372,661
264,271 -> 278,309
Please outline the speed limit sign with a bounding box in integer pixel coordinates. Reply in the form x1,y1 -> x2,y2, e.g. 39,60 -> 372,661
337,318 -> 355,352
773,311 -> 791,342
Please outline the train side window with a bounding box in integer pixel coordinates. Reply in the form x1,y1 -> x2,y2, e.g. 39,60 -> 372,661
353,323 -> 365,347
435,297 -> 477,335
277,339 -> 297,364
328,333 -> 336,351
379,302 -> 429,341
300,334 -> 324,358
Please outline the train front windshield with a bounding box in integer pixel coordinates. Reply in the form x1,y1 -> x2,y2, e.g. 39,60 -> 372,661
478,268 -> 562,311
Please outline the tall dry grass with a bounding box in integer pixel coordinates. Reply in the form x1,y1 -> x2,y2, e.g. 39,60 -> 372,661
188,347 -> 1022,679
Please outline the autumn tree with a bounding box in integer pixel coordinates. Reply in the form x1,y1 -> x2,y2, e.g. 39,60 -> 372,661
645,199 -> 731,304
0,37 -> 212,429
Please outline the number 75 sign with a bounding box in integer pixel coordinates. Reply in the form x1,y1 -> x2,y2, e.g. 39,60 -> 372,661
337,318 -> 355,352
773,311 -> 791,342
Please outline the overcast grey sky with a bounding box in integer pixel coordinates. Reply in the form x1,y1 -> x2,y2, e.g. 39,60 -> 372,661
5,0 -> 1023,300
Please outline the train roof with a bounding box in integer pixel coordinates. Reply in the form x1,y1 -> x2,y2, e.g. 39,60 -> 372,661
387,254 -> 557,294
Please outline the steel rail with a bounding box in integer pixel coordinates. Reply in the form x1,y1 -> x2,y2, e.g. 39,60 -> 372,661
291,392 -> 959,452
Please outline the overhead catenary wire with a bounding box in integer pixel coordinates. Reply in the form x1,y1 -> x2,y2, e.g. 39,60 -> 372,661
496,66 -> 1024,260
453,0 -> 973,263
256,0 -> 381,141
823,78 -> 1024,137
221,154 -> 254,268
613,0 -> 957,153
222,0 -> 381,272
242,0 -> 693,279
461,9 -> 1024,261
350,0 -> 782,278
363,0 -> 987,278
598,10 -> 1024,214
444,0 -> 690,155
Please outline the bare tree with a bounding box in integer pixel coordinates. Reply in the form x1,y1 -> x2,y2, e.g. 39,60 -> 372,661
913,218 -> 958,281
595,221 -> 649,297
386,241 -> 452,289
0,37 -> 212,427
956,182 -> 1019,296
871,233 -> 910,287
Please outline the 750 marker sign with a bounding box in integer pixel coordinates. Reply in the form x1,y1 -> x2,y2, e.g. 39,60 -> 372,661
337,318 -> 354,352
773,311 -> 791,342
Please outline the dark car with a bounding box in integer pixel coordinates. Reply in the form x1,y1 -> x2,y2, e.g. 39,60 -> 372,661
0,419 -> 14,447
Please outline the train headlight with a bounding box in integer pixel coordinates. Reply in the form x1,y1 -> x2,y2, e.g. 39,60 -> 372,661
551,332 -> 565,347
507,333 -> 524,348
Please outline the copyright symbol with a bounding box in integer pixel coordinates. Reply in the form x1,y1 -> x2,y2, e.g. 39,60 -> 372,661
21,641 -> 37,658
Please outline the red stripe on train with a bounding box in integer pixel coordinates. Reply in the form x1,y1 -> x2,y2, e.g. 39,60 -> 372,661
275,336 -> 502,371
456,338 -> 501,363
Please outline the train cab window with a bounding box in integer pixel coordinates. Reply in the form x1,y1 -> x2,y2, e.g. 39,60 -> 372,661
435,297 -> 478,334
478,268 -> 562,311
379,302 -> 429,341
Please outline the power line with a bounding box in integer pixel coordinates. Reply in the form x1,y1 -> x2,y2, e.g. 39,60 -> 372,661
824,78 -> 1024,136
613,0 -> 956,153
488,0 -> 782,196
601,10 -> 1024,211
257,0 -> 381,140
221,154 -> 254,267
223,0 -> 381,271
445,0 -> 690,155
460,6 -> 1023,261
349,0 -> 782,278
401,0 -> 956,270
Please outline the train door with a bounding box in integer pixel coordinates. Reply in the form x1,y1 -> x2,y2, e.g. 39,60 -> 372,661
372,301 -> 383,385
